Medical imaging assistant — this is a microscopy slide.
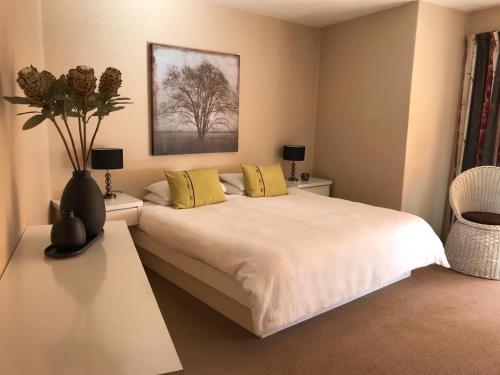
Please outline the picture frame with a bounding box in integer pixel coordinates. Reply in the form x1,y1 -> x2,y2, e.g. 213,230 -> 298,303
149,43 -> 240,155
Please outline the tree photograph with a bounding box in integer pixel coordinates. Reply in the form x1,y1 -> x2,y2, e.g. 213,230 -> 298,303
150,44 -> 240,155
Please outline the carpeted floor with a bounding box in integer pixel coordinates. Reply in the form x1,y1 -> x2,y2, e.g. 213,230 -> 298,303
146,265 -> 500,375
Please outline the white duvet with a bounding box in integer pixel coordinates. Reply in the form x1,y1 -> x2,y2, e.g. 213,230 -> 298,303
139,188 -> 449,336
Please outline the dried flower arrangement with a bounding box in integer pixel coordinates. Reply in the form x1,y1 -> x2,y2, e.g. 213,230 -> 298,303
4,65 -> 131,170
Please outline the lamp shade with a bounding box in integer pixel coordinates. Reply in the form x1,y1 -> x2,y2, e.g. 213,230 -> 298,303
91,148 -> 123,170
282,145 -> 305,161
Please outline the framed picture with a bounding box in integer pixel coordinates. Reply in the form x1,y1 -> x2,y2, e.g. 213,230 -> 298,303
149,43 -> 240,155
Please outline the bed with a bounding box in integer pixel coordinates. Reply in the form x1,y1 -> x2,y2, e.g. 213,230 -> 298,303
131,188 -> 449,337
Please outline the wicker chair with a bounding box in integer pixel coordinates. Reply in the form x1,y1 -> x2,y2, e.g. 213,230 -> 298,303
445,166 -> 500,279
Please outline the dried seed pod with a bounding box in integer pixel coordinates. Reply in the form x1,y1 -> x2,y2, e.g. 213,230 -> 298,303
67,65 -> 96,97
98,67 -> 122,95
17,66 -> 43,100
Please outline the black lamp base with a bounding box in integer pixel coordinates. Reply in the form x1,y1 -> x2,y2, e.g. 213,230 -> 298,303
103,170 -> 116,199
288,161 -> 298,181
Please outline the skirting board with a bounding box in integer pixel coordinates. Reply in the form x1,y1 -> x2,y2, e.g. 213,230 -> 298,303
132,229 -> 411,338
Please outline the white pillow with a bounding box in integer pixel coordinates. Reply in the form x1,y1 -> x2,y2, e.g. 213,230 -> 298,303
145,179 -> 226,201
145,180 -> 171,201
220,173 -> 245,192
143,193 -> 170,206
222,182 -> 245,195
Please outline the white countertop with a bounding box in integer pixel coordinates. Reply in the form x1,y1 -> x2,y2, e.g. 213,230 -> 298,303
0,221 -> 182,375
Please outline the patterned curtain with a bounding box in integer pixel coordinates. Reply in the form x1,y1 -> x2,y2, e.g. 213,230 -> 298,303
454,31 -> 500,176
443,32 -> 500,237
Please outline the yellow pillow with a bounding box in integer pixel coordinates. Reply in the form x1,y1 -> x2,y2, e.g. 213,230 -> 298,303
241,164 -> 288,198
165,168 -> 226,209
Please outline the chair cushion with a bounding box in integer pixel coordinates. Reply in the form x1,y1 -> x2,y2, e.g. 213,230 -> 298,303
462,211 -> 500,225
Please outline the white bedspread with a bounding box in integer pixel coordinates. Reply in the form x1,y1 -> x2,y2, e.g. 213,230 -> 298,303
139,188 -> 449,336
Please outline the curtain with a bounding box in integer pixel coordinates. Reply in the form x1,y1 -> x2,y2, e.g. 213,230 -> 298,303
442,32 -> 500,237
454,31 -> 500,175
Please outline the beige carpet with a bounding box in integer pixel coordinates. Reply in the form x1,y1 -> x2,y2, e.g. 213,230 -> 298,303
146,265 -> 500,375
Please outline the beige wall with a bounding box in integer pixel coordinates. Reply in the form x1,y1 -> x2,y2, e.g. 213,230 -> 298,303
313,3 -> 419,210
314,0 -> 467,234
466,5 -> 500,35
41,0 -> 321,198
402,2 -> 466,235
0,0 -> 51,273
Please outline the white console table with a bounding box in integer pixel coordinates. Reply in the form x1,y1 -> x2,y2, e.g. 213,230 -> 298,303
0,221 -> 182,375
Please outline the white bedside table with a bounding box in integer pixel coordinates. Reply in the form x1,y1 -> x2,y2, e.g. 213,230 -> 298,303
52,192 -> 143,226
286,177 -> 332,197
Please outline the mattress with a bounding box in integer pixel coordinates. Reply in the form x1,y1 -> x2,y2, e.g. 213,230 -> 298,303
138,188 -> 449,336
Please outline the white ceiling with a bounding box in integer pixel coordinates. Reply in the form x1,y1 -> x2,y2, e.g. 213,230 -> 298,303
207,0 -> 500,27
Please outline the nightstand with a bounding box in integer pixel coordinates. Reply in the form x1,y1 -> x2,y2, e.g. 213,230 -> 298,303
51,192 -> 143,226
286,177 -> 333,197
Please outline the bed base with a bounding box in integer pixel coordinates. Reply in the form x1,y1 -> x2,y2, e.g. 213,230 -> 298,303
131,228 -> 411,338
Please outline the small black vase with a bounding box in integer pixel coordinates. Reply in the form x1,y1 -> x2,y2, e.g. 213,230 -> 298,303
51,211 -> 86,250
60,170 -> 105,239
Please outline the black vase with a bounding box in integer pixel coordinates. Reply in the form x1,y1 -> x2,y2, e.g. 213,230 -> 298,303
60,170 -> 105,239
51,211 -> 86,249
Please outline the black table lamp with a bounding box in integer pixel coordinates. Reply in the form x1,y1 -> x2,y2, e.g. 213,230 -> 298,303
282,145 -> 305,181
91,148 -> 123,199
